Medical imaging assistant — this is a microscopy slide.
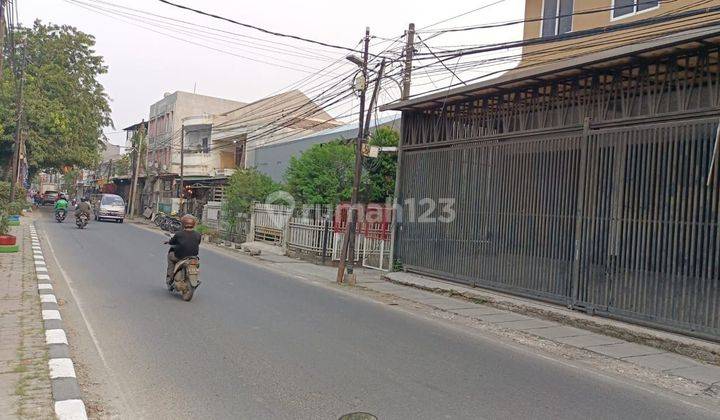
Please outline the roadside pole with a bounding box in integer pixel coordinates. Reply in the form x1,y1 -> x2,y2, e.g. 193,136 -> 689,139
0,0 -> 6,79
9,38 -> 25,202
336,27 -> 370,284
129,122 -> 145,218
179,123 -> 184,200
388,23 -> 415,271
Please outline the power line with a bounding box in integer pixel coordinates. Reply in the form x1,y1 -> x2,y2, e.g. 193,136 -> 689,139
157,0 -> 371,55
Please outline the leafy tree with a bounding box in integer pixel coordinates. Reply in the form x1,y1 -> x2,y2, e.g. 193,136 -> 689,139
0,21 -> 112,177
223,168 -> 280,225
114,154 -> 130,177
285,127 -> 399,206
365,127 -> 399,203
285,140 -> 356,206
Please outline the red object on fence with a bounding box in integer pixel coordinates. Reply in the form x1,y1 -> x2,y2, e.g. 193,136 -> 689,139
332,203 -> 393,240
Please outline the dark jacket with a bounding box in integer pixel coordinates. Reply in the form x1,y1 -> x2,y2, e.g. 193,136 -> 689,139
169,229 -> 201,259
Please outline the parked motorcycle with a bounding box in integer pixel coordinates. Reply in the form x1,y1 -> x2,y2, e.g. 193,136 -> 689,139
76,213 -> 89,229
55,209 -> 66,223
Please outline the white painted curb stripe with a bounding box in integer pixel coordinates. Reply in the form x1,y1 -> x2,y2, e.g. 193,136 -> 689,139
54,399 -> 88,420
37,274 -> 50,280
42,310 -> 61,320
38,283 -> 53,291
35,261 -> 47,266
33,250 -> 43,255
36,266 -> 48,272
48,358 -> 76,378
45,329 -> 68,345
34,255 -> 45,260
40,294 -> 57,303
32,247 -> 42,251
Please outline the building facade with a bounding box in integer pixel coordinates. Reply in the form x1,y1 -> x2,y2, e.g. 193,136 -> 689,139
146,91 -> 244,175
384,4 -> 720,339
519,0 -> 720,66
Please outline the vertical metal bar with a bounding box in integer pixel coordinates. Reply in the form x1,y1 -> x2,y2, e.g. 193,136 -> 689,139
572,118 -> 591,304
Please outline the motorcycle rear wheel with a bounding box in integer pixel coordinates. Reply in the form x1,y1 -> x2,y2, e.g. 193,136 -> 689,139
181,285 -> 195,301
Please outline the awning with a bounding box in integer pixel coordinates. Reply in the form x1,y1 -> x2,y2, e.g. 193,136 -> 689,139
381,25 -> 720,112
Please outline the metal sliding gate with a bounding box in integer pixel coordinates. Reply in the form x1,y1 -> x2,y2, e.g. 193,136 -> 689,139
399,117 -> 720,339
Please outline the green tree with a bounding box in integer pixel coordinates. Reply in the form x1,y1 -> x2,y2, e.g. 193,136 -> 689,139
114,154 -> 130,177
365,127 -> 399,203
285,140 -> 356,206
0,21 -> 112,177
223,168 -> 280,222
285,128 -> 399,206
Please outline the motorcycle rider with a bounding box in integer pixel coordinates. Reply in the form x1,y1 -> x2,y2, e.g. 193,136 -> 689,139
75,197 -> 92,222
165,214 -> 201,287
54,195 -> 69,218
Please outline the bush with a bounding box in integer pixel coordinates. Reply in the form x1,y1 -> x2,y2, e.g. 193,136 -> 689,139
223,168 -> 280,232
0,213 -> 8,236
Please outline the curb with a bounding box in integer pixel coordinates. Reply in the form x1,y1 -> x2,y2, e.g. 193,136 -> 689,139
29,223 -> 88,420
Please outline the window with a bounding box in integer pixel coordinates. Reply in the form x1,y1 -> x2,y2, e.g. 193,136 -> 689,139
613,0 -> 659,19
541,0 -> 574,37
202,137 -> 209,153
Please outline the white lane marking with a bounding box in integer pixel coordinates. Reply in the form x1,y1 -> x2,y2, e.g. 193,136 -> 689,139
40,294 -> 58,303
46,329 -> 68,345
38,284 -> 53,291
34,255 -> 45,260
44,230 -> 137,416
36,266 -> 48,272
35,261 -> 47,266
32,246 -> 42,251
37,274 -> 51,280
33,250 -> 43,255
54,399 -> 88,420
42,310 -> 61,320
48,358 -> 76,378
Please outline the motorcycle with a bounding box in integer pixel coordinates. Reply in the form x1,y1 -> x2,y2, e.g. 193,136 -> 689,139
76,213 -> 89,229
164,235 -> 201,301
55,209 -> 67,223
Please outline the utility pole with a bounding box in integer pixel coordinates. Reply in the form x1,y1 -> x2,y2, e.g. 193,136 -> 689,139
9,37 -> 25,202
336,27 -> 370,285
129,121 -> 145,218
107,159 -> 113,181
179,124 -> 184,199
0,0 -> 6,79
389,23 -> 415,270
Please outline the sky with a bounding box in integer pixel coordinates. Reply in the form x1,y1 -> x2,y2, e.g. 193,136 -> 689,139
18,0 -> 526,147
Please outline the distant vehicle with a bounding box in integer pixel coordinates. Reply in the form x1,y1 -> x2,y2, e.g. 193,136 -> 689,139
76,213 -> 89,229
92,194 -> 125,223
41,191 -> 59,205
55,209 -> 67,223
39,183 -> 58,195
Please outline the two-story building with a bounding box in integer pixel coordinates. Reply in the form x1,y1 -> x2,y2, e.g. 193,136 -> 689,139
384,1 -> 720,339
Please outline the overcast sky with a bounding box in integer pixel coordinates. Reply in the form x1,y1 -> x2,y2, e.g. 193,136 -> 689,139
18,0 -> 525,146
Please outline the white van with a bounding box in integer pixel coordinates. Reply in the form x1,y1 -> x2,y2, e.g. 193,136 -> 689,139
92,194 -> 126,223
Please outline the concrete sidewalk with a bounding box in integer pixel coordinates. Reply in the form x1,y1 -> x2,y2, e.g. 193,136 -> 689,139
0,218 -> 53,418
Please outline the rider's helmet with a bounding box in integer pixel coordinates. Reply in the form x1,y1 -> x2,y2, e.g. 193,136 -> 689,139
181,214 -> 196,230
80,197 -> 88,202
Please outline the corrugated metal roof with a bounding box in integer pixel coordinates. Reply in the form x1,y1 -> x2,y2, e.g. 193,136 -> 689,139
381,25 -> 720,111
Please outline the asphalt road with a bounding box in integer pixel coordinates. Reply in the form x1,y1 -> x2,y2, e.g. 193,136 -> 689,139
36,210 -> 719,420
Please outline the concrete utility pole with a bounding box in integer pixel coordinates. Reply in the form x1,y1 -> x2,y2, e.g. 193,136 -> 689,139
129,121 -> 145,218
389,23 -> 415,270
9,37 -> 25,202
336,27 -> 370,284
